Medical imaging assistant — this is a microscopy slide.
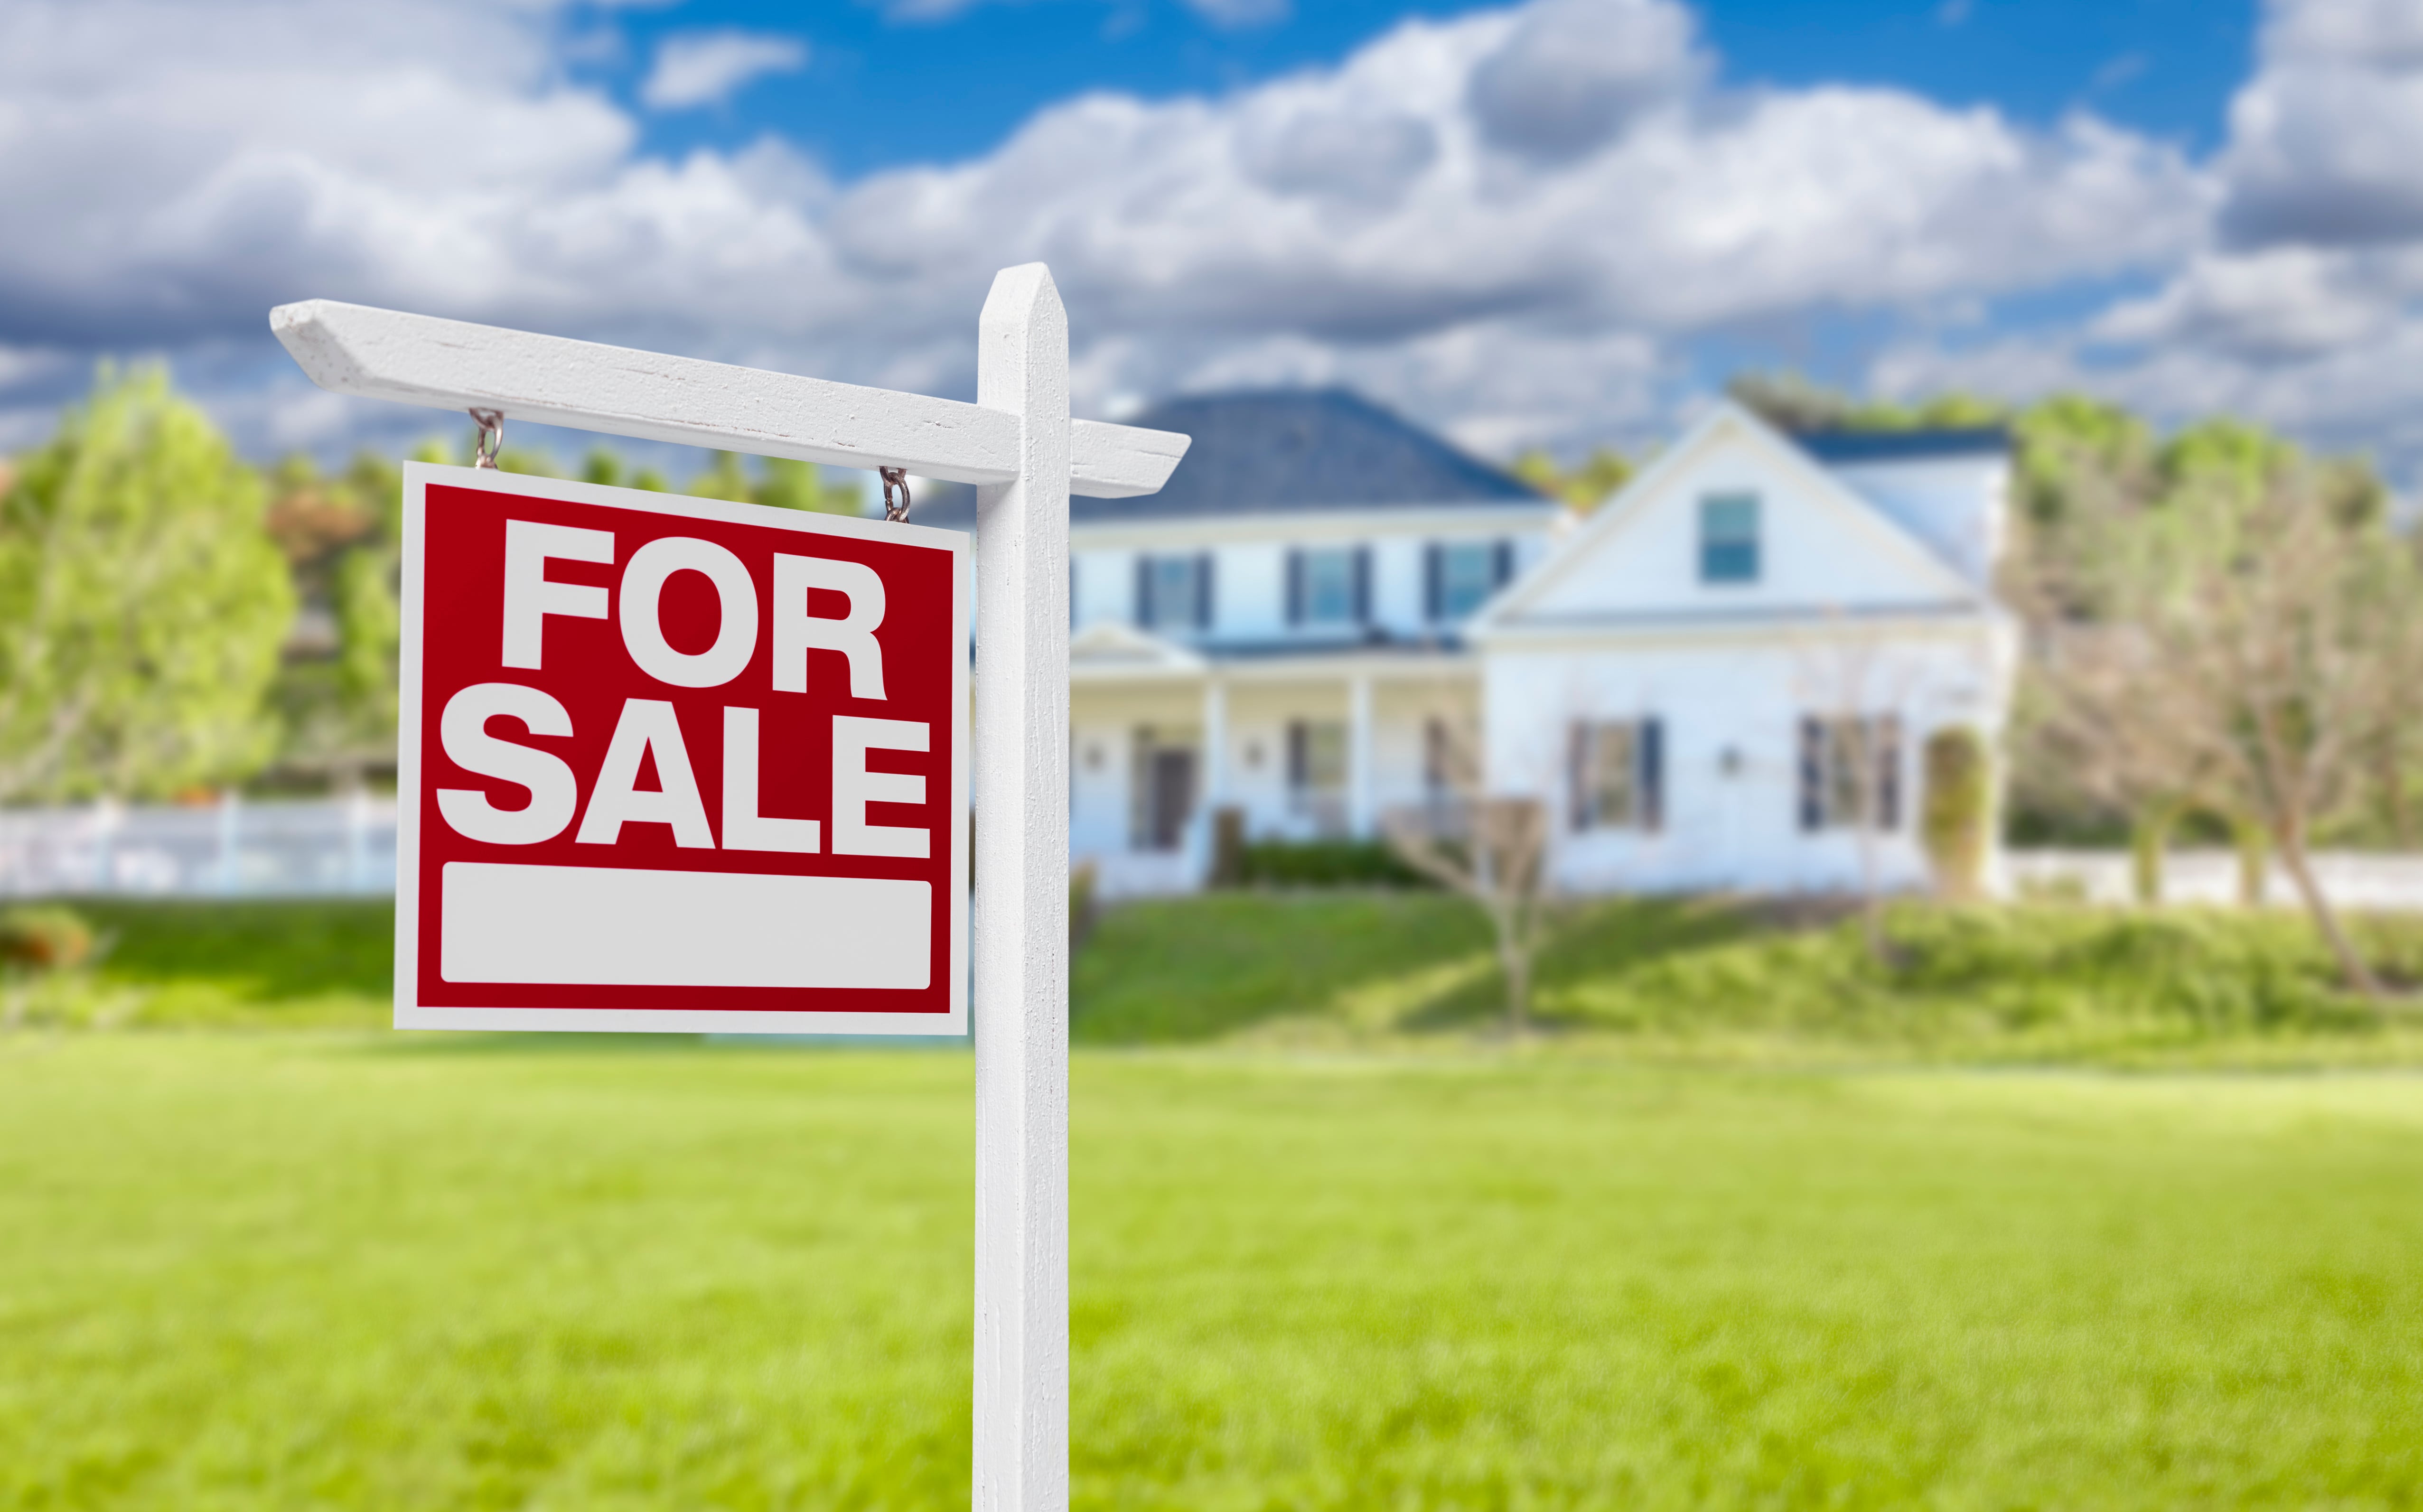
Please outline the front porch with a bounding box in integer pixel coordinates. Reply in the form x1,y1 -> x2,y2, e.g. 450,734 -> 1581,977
1068,625 -> 1477,898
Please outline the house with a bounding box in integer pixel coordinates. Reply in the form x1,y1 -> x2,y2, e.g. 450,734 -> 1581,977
1470,403 -> 2017,896
920,390 -> 2016,898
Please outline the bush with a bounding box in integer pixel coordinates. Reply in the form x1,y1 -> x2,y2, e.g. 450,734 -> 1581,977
1922,726 -> 1990,899
1236,838 -> 1431,889
0,905 -> 95,970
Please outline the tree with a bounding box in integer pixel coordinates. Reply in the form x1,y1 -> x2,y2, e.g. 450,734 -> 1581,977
0,367 -> 295,800
259,450 -> 401,786
2031,428 -> 2415,996
1791,624 -> 1922,965
1379,718 -> 1555,1035
1511,446 -> 1632,510
1727,372 -> 2008,435
687,450 -> 752,502
1922,726 -> 1991,901
754,457 -> 863,514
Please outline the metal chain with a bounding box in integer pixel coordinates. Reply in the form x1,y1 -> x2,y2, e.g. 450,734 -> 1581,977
880,466 -> 912,523
469,409 -> 504,469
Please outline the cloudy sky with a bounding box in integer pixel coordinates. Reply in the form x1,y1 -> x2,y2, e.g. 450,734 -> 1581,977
2,0 -> 2417,485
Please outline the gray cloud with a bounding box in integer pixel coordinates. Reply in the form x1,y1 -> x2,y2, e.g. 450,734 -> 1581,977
2219,0 -> 2423,245
1465,0 -> 1703,162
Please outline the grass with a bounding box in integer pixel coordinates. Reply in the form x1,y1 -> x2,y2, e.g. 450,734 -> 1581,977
1076,892 -> 2423,1064
2,1036 -> 2421,1507
8,891 -> 2423,1064
1,898 -> 391,1029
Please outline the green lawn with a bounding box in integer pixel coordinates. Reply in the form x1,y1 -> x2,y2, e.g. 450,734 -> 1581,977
22,892 -> 2423,1064
1077,892 -> 2423,1064
4,1036 -> 2421,1508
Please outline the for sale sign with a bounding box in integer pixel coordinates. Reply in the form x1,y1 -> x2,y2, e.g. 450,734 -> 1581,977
394,464 -> 969,1034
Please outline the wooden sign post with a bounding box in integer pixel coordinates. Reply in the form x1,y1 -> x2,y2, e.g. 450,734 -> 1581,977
273,264 -> 1186,1512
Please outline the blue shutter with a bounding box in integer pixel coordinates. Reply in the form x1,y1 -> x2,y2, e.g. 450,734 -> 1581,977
1195,553 -> 1215,630
1134,555 -> 1152,627
1352,546 -> 1372,624
1639,718 -> 1664,833
1285,549 -> 1304,626
1567,722 -> 1590,831
1876,717 -> 1902,830
1797,717 -> 1824,831
1423,544 -> 1442,622
1492,539 -> 1514,588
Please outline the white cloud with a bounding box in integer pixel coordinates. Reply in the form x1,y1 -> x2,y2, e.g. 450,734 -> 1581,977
2218,0 -> 2423,244
2042,0 -> 2423,481
0,0 -> 2226,463
639,29 -> 808,112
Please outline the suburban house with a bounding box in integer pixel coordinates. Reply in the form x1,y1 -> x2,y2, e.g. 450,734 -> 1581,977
922,390 -> 2017,898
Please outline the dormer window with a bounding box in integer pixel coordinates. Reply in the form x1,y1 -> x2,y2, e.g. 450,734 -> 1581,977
1699,494 -> 1760,584
1287,546 -> 1368,628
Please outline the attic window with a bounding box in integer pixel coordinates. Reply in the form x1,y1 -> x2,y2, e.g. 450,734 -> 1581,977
1699,494 -> 1760,584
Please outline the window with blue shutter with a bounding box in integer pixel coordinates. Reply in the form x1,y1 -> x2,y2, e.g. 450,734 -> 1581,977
1137,553 -> 1207,631
1798,715 -> 1902,831
1293,547 -> 1360,626
1568,718 -> 1665,832
1431,540 -> 1505,620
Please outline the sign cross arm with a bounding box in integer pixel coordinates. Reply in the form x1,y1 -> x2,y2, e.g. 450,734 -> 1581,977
270,299 -> 1188,499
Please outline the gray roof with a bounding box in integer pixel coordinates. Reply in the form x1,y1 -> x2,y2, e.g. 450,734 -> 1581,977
907,387 -> 1548,530
1791,426 -> 2011,464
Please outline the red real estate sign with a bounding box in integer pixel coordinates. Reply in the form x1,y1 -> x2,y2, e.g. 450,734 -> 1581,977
394,464 -> 970,1034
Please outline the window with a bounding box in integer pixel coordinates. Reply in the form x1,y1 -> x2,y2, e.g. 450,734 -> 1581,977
1426,540 -> 1514,620
1286,547 -> 1368,627
1137,553 -> 1212,631
1797,715 -> 1902,831
1568,719 -> 1664,832
1699,494 -> 1760,584
1287,719 -> 1349,833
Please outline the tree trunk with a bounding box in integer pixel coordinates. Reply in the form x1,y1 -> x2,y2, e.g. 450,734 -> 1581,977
2274,829 -> 2383,999
2131,800 -> 2180,906
1493,905 -> 1530,1037
2231,814 -> 2269,908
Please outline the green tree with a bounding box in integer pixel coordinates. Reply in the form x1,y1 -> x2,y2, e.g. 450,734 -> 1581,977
754,457 -> 862,514
0,367 -> 296,800
1510,447 -> 1632,510
687,451 -> 752,503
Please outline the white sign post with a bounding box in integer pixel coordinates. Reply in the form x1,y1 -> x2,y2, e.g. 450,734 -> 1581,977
272,264 -> 1184,1512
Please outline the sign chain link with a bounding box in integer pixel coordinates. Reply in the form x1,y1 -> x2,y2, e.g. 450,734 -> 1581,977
880,466 -> 913,523
468,409 -> 504,469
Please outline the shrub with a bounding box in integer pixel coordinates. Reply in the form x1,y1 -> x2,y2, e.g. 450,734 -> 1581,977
0,905 -> 95,970
1922,726 -> 1991,900
1237,838 -> 1431,889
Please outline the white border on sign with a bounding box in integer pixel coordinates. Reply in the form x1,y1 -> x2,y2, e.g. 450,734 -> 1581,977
393,461 -> 972,1036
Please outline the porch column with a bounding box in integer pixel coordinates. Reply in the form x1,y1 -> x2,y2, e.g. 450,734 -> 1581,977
1347,673 -> 1374,837
1201,676 -> 1227,809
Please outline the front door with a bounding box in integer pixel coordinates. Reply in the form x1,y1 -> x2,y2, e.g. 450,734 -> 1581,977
1146,748 -> 1197,851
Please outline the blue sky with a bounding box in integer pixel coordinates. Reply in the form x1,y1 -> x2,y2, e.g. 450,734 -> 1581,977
3,0 -> 2420,483
608,1 -> 2257,174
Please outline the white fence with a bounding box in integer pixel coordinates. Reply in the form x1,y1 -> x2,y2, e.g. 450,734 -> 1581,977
2007,848 -> 2423,912
0,795 -> 397,898
3,804 -> 2421,910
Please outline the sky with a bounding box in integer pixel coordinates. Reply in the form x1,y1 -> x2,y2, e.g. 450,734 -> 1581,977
2,0 -> 2419,487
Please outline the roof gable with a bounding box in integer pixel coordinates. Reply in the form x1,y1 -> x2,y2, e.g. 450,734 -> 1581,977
1474,401 -> 1987,634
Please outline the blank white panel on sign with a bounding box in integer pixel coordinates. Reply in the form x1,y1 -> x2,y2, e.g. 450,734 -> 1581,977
441,862 -> 930,989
